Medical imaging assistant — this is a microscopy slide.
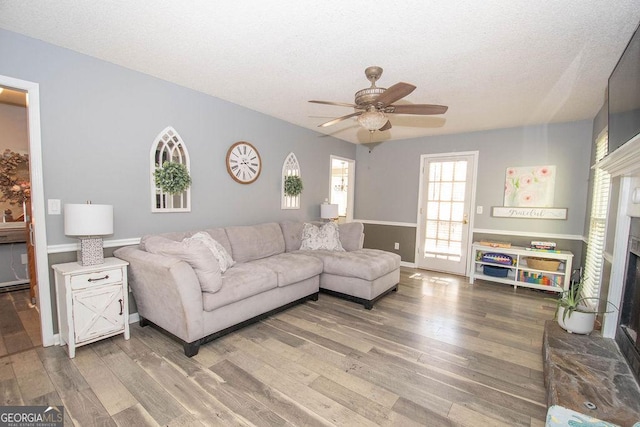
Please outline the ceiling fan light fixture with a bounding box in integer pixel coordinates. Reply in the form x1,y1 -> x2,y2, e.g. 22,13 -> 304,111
357,110 -> 387,131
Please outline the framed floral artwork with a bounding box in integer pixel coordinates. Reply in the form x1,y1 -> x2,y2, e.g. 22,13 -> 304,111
504,165 -> 555,207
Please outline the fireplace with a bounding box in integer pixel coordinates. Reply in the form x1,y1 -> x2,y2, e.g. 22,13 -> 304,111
616,217 -> 640,383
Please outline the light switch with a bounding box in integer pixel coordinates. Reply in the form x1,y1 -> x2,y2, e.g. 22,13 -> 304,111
48,199 -> 61,215
476,206 -> 483,214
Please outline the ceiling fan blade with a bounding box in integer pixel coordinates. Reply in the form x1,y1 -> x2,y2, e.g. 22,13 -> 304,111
374,82 -> 416,107
387,104 -> 448,115
318,111 -> 362,127
378,120 -> 392,131
309,100 -> 358,108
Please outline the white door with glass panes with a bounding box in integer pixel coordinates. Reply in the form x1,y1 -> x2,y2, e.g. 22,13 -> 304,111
416,152 -> 477,275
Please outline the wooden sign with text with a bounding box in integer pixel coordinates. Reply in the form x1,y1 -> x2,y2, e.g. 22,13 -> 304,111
492,207 -> 567,220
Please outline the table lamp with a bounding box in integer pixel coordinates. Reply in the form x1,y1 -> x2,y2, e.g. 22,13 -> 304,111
320,200 -> 339,222
64,203 -> 113,266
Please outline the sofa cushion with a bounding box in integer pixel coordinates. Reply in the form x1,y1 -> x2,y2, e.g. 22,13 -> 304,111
225,223 -> 285,263
300,222 -> 345,251
202,263 -> 277,311
306,248 -> 400,281
280,221 -> 305,252
251,253 -> 323,287
189,232 -> 236,273
144,235 -> 223,293
338,222 -> 364,252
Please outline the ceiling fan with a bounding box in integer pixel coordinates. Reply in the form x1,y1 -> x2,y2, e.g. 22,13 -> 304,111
309,66 -> 448,132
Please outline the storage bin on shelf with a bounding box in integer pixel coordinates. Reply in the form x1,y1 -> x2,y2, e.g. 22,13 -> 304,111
483,265 -> 509,277
526,257 -> 560,271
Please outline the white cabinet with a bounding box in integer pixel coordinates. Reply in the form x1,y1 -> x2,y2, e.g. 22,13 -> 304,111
469,243 -> 573,293
53,257 -> 129,358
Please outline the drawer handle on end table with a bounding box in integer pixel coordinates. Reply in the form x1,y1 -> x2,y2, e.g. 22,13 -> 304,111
88,275 -> 109,282
119,299 -> 123,315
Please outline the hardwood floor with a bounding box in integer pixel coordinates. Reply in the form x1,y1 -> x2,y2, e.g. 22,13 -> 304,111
0,288 -> 41,357
0,268 -> 557,426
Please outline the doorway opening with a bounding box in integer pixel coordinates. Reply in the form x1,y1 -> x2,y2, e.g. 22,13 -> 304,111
0,75 -> 52,349
416,151 -> 478,276
329,156 -> 355,223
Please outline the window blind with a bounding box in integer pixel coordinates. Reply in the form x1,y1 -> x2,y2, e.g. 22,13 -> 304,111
582,131 -> 610,303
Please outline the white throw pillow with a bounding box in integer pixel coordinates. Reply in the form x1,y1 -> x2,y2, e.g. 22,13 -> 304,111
299,222 -> 345,251
189,232 -> 236,272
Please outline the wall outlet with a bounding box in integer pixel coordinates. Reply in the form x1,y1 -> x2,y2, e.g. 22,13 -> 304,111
21,253 -> 28,264
394,242 -> 400,250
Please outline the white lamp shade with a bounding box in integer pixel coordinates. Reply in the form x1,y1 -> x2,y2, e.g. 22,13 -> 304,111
321,203 -> 339,219
64,204 -> 114,236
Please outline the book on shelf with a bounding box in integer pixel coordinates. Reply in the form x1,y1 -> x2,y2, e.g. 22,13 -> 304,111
530,240 -> 556,250
525,247 -> 561,253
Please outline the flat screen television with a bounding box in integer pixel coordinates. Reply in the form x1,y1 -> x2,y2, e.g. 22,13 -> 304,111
609,22 -> 640,154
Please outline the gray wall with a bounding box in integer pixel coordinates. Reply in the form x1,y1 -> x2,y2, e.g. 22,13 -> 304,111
356,121 -> 593,262
0,29 -> 356,247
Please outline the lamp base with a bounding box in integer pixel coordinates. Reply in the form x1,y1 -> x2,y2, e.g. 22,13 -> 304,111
77,237 -> 105,266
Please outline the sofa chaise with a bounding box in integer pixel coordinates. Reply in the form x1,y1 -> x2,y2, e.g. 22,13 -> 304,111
114,221 -> 400,356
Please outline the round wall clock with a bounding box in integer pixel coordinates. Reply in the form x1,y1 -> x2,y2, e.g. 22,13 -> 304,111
226,141 -> 262,184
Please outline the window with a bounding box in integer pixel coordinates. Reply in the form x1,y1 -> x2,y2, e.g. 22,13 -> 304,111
150,127 -> 191,212
582,130 -> 611,303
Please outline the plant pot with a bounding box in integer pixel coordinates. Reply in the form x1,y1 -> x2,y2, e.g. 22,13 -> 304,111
557,306 -> 596,334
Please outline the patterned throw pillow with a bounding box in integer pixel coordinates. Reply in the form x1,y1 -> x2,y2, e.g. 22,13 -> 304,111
299,222 -> 345,251
189,232 -> 236,272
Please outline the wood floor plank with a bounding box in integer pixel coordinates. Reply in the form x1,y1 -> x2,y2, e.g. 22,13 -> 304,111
308,375 -> 399,426
250,362 -> 379,426
133,349 -> 249,426
392,396 -> 453,427
164,349 -> 293,427
97,340 -> 187,426
72,346 -> 138,416
0,377 -> 24,406
259,336 -> 400,409
210,359 -> 332,427
37,345 -> 116,427
11,349 -> 56,401
112,403 -> 161,427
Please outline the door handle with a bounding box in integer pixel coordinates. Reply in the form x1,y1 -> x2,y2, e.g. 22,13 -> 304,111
463,214 -> 469,225
29,222 -> 35,247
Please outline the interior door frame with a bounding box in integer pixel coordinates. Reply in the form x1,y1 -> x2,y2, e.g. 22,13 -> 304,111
0,75 -> 53,346
329,155 -> 355,222
415,151 -> 479,275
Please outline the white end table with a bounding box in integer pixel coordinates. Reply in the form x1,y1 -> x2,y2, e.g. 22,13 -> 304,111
52,257 -> 130,358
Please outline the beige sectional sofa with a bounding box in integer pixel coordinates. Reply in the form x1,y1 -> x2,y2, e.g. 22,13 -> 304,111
114,221 -> 400,356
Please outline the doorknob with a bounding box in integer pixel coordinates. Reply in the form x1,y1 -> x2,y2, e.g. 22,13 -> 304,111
463,214 -> 469,225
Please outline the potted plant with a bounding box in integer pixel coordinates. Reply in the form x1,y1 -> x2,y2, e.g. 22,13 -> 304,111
284,175 -> 303,197
550,279 -> 617,334
154,161 -> 192,194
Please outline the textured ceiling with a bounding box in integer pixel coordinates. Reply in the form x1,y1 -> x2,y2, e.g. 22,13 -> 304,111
1,1 -> 639,144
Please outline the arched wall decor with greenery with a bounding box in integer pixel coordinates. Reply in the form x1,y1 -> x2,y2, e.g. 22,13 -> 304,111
281,152 -> 301,209
150,127 -> 191,212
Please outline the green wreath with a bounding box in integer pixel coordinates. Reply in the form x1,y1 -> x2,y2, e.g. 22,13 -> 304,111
284,175 -> 303,197
154,161 -> 192,194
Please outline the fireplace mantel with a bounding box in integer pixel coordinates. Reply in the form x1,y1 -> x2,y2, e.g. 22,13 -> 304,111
596,132 -> 640,178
